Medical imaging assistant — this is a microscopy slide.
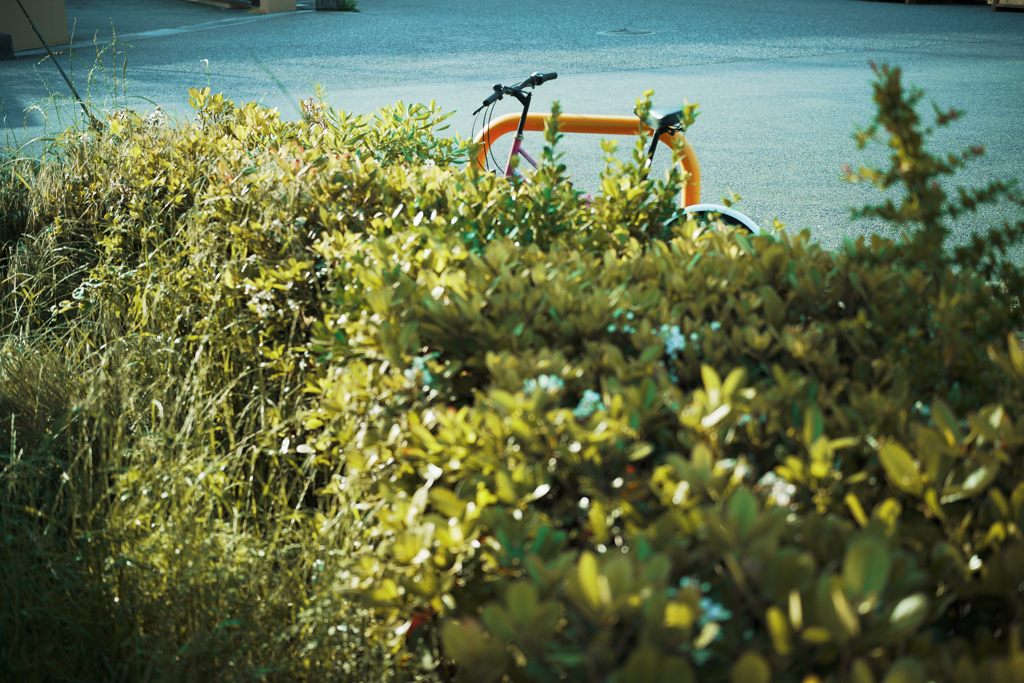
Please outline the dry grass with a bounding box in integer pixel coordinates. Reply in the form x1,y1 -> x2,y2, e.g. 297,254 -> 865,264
0,106 -> 447,682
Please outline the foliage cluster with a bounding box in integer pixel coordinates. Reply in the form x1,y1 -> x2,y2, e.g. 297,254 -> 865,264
315,0 -> 359,11
1,64 -> 1024,683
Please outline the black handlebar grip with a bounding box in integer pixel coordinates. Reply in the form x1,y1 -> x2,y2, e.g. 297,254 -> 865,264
473,89 -> 502,114
528,72 -> 558,86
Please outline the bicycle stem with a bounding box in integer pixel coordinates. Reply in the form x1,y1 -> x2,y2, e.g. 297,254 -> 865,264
511,89 -> 533,137
643,127 -> 667,179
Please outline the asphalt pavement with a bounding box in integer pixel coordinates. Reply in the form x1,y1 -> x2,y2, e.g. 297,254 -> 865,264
2,0 -> 1023,250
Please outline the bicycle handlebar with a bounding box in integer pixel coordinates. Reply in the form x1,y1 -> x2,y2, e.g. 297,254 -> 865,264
473,72 -> 559,114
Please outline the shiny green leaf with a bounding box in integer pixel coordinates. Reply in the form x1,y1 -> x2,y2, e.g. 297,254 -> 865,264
843,531 -> 891,601
879,442 -> 924,497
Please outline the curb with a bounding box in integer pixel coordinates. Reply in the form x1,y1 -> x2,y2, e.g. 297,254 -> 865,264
180,0 -> 255,8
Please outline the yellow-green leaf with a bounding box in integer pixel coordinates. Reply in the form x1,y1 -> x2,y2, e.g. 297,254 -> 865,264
809,435 -> 832,479
722,366 -> 748,401
691,442 -> 714,475
588,499 -> 610,544
872,498 -> 902,536
881,657 -> 926,683
883,593 -> 930,642
849,658 -> 877,683
830,576 -> 861,636
701,364 -> 722,402
766,605 -> 792,655
931,399 -> 962,447
942,462 -> 999,503
1007,333 -> 1024,376
803,405 -> 825,447
1011,481 -> 1024,520
801,625 -> 832,644
843,532 -> 891,601
665,601 -> 697,630
879,442 -> 923,497
438,618 -> 509,683
730,652 -> 771,683
924,488 -> 946,522
725,490 -> 758,539
429,488 -> 467,518
760,286 -> 785,328
844,492 -> 869,528
627,441 -> 655,462
577,551 -> 601,611
506,581 -> 539,628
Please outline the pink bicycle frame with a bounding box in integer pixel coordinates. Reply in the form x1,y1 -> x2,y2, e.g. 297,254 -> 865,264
505,135 -> 539,178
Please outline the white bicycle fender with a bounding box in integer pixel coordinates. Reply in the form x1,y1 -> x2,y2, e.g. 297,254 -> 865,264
682,203 -> 762,235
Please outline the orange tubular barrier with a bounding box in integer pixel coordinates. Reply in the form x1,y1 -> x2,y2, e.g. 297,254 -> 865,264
471,113 -> 701,207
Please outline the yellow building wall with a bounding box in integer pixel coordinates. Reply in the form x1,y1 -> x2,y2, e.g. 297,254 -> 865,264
258,0 -> 296,14
0,0 -> 69,52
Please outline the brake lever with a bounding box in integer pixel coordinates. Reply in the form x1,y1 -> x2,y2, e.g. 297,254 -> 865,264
473,85 -> 509,115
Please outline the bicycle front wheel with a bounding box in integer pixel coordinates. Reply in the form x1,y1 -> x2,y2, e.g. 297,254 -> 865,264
679,203 -> 762,235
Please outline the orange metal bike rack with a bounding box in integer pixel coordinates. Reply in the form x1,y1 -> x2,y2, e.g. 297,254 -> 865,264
471,112 -> 701,207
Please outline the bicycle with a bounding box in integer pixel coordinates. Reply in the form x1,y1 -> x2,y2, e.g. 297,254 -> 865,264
470,71 -> 761,235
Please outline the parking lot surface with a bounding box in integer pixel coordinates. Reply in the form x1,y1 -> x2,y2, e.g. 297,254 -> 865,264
2,0 -> 1023,248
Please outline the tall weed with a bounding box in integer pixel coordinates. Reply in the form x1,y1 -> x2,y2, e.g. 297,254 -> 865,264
0,89 -> 462,681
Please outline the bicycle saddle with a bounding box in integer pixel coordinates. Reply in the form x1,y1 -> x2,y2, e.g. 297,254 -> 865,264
643,106 -> 685,131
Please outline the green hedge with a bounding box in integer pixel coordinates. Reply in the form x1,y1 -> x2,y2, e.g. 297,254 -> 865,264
1,64 -> 1024,683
